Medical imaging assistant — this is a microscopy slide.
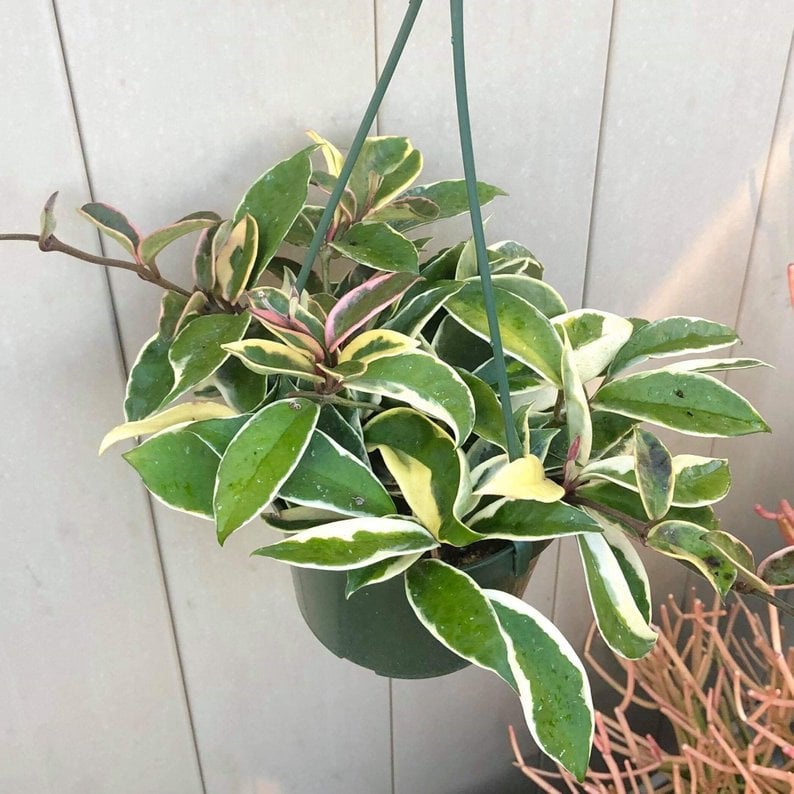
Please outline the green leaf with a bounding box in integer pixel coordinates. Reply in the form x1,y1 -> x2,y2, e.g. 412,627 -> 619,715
234,145 -> 315,284
348,136 -> 413,209
646,521 -> 737,597
600,525 -> 652,623
394,180 -> 506,230
445,282 -> 563,387
367,196 -> 439,224
663,357 -> 769,374
589,411 -> 636,460
405,560 -> 516,687
490,274 -> 567,318
593,370 -> 770,437
345,552 -> 424,598
214,398 -> 320,543
213,355 -> 269,413
704,530 -> 771,594
253,517 -> 437,570
350,352 -> 475,446
433,315 -> 493,371
192,225 -> 218,292
577,533 -> 657,659
123,428 -> 221,518
222,339 -> 322,384
124,333 -> 174,421
562,340 -> 592,464
372,148 -> 423,208
633,427 -> 674,521
279,430 -> 395,517
671,455 -> 731,507
337,328 -> 419,367
365,408 -> 480,546
456,369 -> 508,450
185,414 -> 249,456
329,222 -> 419,274
77,202 -> 141,258
315,404 -> 368,464
554,310 -> 634,382
100,401 -> 236,454
215,213 -> 258,303
167,313 -> 252,404
382,280 -> 463,337
138,215 -> 217,265
608,316 -> 739,377
486,590 -> 593,782
262,505 -> 348,533
469,498 -> 601,541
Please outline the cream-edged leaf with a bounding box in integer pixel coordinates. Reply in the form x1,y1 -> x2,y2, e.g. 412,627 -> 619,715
345,552 -> 424,598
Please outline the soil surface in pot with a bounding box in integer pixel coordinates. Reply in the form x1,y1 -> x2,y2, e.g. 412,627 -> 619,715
437,539 -> 512,568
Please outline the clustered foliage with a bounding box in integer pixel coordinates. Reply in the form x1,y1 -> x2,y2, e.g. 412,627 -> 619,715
35,132 -> 788,780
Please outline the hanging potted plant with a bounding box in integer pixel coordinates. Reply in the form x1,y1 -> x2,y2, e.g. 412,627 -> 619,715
2,0 -> 789,782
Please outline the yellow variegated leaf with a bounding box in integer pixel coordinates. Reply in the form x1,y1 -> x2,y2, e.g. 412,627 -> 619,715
306,130 -> 344,176
100,401 -> 236,455
222,339 -> 323,383
337,329 -> 420,366
474,455 -> 565,503
215,213 -> 258,302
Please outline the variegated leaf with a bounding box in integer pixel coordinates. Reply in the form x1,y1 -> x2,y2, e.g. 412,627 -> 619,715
222,339 -> 322,383
662,357 -> 769,374
634,427 -> 674,521
329,222 -> 419,274
490,274 -> 567,318
562,340 -> 591,464
214,398 -> 319,543
337,329 -> 420,365
100,401 -> 236,455
757,547 -> 794,590
577,533 -> 657,659
600,525 -> 652,623
646,520 -> 737,597
554,310 -> 633,382
487,590 -> 594,782
469,497 -> 600,541
456,369 -> 509,450
350,352 -> 475,446
279,430 -> 395,517
253,517 -> 437,570
124,333 -> 174,421
405,560 -> 515,687
215,213 -> 258,303
473,455 -> 565,503
393,180 -> 506,230
345,552 -> 424,598
382,280 -> 463,337
77,202 -> 141,258
262,506 -> 349,533
365,408 -> 480,546
138,214 -> 218,265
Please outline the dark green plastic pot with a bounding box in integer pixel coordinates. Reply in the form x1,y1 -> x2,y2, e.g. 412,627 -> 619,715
291,542 -> 539,679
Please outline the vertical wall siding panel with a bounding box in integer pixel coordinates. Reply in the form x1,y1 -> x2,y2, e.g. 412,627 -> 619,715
374,3 -> 613,792
53,3 -> 391,792
712,33 -> 794,572
0,3 -> 203,792
560,0 -> 794,680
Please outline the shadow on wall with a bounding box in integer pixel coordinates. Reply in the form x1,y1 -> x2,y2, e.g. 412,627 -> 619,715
636,122 -> 793,321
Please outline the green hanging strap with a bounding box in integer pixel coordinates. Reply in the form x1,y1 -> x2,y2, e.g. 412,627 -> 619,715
295,0 -> 424,294
450,0 -> 521,461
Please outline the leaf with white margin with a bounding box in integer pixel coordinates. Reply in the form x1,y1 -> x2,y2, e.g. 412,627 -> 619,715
215,213 -> 258,303
582,454 -> 731,508
474,455 -> 564,503
124,333 -> 174,421
607,316 -> 739,377
214,398 -> 319,544
345,552 -> 424,598
704,530 -> 771,594
445,282 -> 564,387
382,280 -> 464,337
252,517 -> 437,570
123,427 -> 221,519
600,525 -> 652,623
554,310 -> 633,383
663,357 -> 769,374
279,430 -> 396,517
262,505 -> 349,533
486,590 -> 594,782
562,339 -> 592,464
365,408 -> 481,546
222,339 -> 322,384
100,401 -> 236,454
646,520 -> 737,597
757,547 -> 794,590
469,496 -> 601,541
166,313 -> 251,404
489,274 -> 567,318
456,369 -> 509,450
577,533 -> 657,659
349,351 -> 475,446
634,427 -> 674,521
592,370 -> 770,437
337,329 -> 419,366
405,559 -> 516,688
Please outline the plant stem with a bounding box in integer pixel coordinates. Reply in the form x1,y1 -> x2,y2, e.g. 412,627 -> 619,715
567,494 -> 649,538
450,0 -> 521,461
294,0 -> 424,294
286,391 -> 383,413
0,232 -> 192,297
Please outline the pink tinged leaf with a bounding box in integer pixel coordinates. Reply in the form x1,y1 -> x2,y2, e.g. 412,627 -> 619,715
249,306 -> 291,328
249,310 -> 325,362
138,216 -> 218,265
325,271 -> 421,352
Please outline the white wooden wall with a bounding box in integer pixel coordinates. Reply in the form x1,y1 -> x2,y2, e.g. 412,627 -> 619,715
2,3 -> 793,792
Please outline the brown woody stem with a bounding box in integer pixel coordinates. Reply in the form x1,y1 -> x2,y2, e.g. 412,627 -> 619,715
566,494 -> 649,538
0,232 -> 192,297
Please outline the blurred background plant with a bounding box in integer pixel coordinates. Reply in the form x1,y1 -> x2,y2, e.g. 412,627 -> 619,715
510,588 -> 794,792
